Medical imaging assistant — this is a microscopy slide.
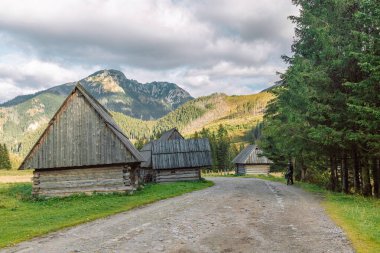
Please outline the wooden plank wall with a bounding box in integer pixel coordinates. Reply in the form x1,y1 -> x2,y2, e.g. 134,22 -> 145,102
237,164 -> 270,175
32,166 -> 135,196
155,168 -> 200,183
24,91 -> 136,169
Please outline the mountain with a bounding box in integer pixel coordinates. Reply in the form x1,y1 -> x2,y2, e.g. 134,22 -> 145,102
0,69 -> 192,159
1,69 -> 192,119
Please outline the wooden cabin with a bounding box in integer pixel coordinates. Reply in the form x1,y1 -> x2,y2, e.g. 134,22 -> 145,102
19,83 -> 145,197
232,145 -> 272,175
140,129 -> 212,182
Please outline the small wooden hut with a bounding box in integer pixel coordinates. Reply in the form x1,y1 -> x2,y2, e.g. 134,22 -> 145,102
140,129 -> 212,182
232,145 -> 272,175
19,83 -> 145,196
139,128 -> 184,182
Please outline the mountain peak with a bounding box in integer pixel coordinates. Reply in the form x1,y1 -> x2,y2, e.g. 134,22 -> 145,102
89,69 -> 126,79
85,69 -> 126,94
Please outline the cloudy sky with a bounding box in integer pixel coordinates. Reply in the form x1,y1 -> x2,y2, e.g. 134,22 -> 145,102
0,0 -> 298,102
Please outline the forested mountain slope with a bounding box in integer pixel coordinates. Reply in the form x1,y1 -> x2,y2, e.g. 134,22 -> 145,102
113,92 -> 273,145
1,89 -> 273,168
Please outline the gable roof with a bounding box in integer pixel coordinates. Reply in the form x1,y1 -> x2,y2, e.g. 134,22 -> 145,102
158,128 -> 184,141
76,84 -> 144,161
151,138 -> 212,170
19,83 -> 144,170
232,145 -> 272,165
140,128 -> 184,168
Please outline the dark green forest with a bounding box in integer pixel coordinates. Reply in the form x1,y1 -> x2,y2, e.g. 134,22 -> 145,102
112,94 -> 218,140
193,125 -> 239,171
259,0 -> 380,197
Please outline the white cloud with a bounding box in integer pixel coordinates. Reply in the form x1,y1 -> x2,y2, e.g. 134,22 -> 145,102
0,53 -> 100,101
0,0 -> 298,102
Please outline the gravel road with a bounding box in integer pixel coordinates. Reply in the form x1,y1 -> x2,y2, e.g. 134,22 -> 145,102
2,177 -> 354,253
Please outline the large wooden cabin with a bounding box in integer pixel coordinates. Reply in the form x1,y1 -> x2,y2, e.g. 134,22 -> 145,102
19,84 -> 145,196
140,129 -> 212,183
232,145 -> 272,175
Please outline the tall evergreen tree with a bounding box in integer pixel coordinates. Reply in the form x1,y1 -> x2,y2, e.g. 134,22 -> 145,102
0,143 -> 4,169
260,0 -> 379,196
2,144 -> 12,170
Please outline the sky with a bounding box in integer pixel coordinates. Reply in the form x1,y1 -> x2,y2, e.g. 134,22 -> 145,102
0,0 -> 298,102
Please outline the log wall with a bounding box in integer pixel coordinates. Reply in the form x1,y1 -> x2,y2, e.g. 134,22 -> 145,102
155,168 -> 200,183
236,164 -> 270,175
139,168 -> 155,183
32,166 -> 137,197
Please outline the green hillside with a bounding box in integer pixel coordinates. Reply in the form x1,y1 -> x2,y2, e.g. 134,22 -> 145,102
114,92 -> 273,145
0,93 -> 64,159
2,90 -> 273,168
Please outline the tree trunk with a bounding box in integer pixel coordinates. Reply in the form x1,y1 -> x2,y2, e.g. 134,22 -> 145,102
330,155 -> 337,191
353,149 -> 361,194
301,167 -> 307,181
300,155 -> 307,181
361,160 -> 372,197
372,158 -> 380,198
293,157 -> 301,181
342,153 -> 349,194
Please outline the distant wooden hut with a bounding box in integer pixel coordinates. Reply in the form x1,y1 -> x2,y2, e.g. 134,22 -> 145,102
232,145 -> 272,175
19,83 -> 145,196
157,128 -> 184,141
140,129 -> 212,182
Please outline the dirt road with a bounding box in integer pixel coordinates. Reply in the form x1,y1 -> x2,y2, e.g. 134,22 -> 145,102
0,176 -> 31,183
2,177 -> 354,253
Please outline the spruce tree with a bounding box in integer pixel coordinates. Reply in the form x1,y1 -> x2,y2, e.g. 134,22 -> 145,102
260,0 -> 380,195
2,144 -> 11,170
0,143 -> 5,169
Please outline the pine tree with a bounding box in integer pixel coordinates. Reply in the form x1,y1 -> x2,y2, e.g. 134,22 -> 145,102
2,144 -> 11,170
0,143 -> 5,169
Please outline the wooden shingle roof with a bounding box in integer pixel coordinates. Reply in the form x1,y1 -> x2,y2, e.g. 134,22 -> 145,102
75,84 -> 144,162
19,83 -> 144,170
140,128 -> 184,168
232,145 -> 272,165
143,138 -> 212,170
140,142 -> 153,168
158,128 -> 184,141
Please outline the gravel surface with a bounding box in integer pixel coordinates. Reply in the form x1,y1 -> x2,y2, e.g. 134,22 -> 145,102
2,177 -> 354,253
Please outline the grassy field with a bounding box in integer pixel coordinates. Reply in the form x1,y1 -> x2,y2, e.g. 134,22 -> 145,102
243,174 -> 380,253
0,180 -> 213,248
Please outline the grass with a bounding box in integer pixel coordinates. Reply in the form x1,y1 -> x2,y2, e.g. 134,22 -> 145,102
322,193 -> 380,253
0,180 -> 214,248
243,174 -> 380,253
